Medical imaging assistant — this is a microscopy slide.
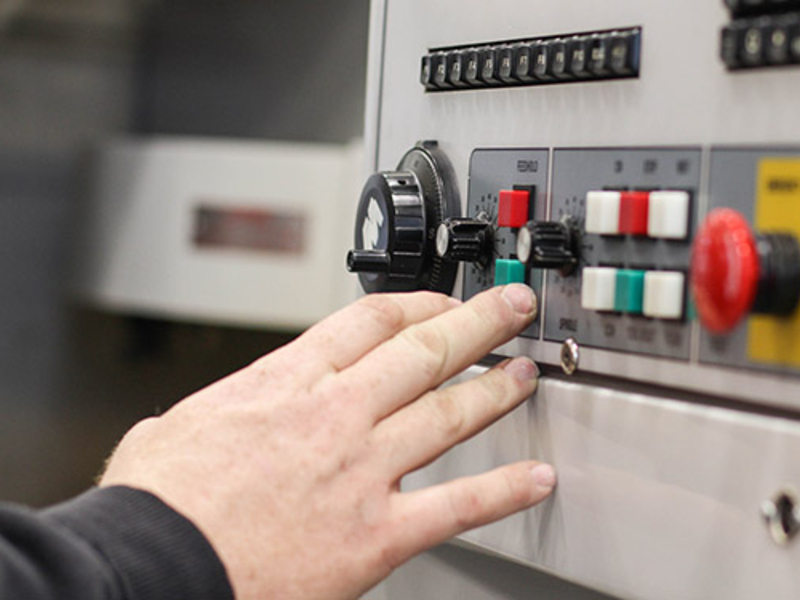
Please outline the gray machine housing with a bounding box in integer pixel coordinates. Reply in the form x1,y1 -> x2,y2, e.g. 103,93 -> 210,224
362,1 -> 800,598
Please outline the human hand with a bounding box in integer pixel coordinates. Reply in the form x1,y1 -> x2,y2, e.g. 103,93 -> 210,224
100,284 -> 556,599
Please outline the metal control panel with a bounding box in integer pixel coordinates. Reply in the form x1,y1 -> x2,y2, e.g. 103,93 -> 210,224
700,149 -> 800,374
355,0 -> 800,598
463,149 -> 550,338
459,146 -> 800,370
350,0 -> 800,412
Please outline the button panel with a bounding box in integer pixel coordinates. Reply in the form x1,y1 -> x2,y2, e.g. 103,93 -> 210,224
453,146 -> 800,382
463,149 -> 550,340
465,149 -> 699,359
546,148 -> 699,360
421,28 -> 641,92
580,267 -> 685,320
586,189 -> 691,240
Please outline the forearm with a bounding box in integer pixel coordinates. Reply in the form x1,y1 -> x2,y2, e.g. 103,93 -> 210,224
0,486 -> 234,600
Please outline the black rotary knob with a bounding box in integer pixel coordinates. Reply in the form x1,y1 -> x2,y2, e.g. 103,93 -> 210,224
517,218 -> 579,276
347,172 -> 424,278
347,141 -> 459,294
436,215 -> 494,265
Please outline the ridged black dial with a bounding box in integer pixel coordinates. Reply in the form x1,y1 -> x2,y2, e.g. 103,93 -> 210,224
517,218 -> 579,276
436,216 -> 494,266
347,141 -> 459,294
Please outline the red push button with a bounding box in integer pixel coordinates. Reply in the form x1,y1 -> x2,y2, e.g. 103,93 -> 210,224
498,189 -> 530,228
691,208 -> 759,333
618,191 -> 650,235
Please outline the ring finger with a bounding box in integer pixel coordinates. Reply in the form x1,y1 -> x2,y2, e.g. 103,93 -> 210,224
370,357 -> 539,478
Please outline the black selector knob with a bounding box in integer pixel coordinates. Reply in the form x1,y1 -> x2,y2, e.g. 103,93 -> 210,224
516,218 -> 579,276
436,216 -> 494,265
347,141 -> 459,294
347,172 -> 424,278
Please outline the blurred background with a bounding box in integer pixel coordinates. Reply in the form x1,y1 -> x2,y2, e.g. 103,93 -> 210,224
0,0 -> 370,506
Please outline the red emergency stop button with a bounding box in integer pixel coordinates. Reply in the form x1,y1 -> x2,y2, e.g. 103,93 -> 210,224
498,189 -> 530,228
618,191 -> 650,235
690,208 -> 759,333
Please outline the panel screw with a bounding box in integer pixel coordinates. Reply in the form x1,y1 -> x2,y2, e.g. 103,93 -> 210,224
761,488 -> 800,546
561,338 -> 580,375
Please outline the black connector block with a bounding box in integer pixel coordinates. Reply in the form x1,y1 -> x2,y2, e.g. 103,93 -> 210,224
420,27 -> 641,93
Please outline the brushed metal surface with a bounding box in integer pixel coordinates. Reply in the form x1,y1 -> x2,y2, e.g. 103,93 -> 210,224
404,371 -> 800,599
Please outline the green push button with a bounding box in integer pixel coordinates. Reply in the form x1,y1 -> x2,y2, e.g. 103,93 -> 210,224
614,269 -> 645,313
494,259 -> 526,286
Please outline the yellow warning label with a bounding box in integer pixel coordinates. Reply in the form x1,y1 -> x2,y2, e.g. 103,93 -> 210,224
748,159 -> 800,367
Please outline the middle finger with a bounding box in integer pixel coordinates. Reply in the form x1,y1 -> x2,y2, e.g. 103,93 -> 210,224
369,357 -> 539,477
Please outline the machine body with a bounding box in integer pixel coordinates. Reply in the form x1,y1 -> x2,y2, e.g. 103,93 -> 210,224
355,1 -> 800,597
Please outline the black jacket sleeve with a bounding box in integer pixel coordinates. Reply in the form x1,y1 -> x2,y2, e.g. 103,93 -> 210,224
0,486 -> 235,600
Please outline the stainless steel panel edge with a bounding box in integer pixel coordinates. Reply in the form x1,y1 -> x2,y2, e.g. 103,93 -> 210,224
403,369 -> 800,600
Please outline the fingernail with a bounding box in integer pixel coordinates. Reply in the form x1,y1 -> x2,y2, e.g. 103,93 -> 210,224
501,284 -> 535,315
503,357 -> 539,382
531,464 -> 557,491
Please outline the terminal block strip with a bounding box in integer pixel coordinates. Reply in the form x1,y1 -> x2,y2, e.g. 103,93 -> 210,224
720,0 -> 800,70
420,27 -> 641,92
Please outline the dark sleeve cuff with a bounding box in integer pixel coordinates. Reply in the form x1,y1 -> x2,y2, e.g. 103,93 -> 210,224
43,486 -> 235,600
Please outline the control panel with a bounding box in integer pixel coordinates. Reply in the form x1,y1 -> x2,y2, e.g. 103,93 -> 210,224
350,142 -> 800,396
350,141 -> 800,368
358,1 -> 800,598
699,150 -> 800,373
545,148 -> 699,358
459,149 -> 550,338
347,0 -> 800,411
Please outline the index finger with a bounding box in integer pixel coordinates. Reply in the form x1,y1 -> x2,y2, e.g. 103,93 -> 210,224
255,292 -> 460,383
327,284 -> 537,420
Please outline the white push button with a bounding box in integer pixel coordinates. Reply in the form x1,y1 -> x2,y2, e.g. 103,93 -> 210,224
585,191 -> 622,235
647,190 -> 690,239
581,267 -> 618,311
643,271 -> 685,319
